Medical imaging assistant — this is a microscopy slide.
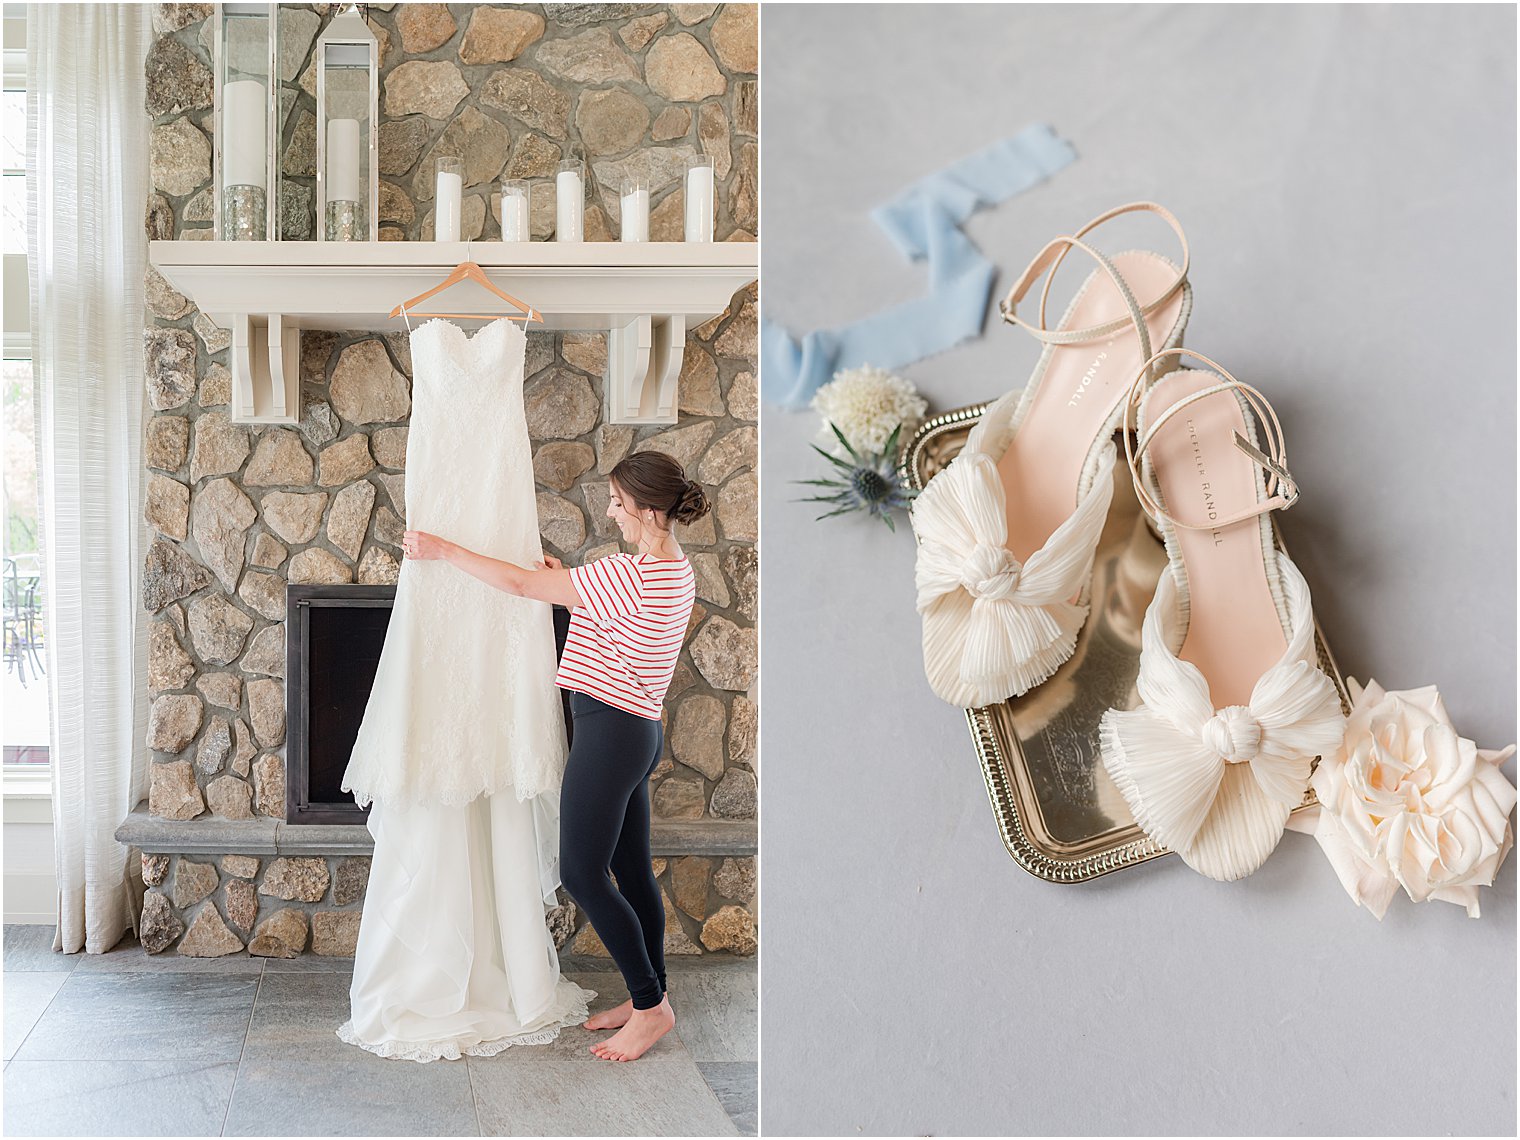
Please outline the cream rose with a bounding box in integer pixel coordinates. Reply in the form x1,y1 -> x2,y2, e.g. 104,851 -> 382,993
1292,679 -> 1516,919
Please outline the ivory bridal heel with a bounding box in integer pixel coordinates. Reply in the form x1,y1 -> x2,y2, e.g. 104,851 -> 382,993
1098,349 -> 1345,881
913,202 -> 1193,707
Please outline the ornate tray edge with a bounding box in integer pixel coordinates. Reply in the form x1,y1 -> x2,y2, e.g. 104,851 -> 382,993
965,705 -> 1167,883
900,403 -> 989,493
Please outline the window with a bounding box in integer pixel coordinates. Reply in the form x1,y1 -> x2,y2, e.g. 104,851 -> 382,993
2,5 -> 48,777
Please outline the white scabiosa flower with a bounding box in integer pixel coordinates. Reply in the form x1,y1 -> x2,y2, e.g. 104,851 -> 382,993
811,365 -> 928,459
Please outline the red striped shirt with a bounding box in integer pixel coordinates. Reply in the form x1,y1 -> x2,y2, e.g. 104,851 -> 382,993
556,553 -> 696,719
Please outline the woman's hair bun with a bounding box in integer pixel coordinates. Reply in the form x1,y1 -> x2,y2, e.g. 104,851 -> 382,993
608,450 -> 712,526
669,479 -> 711,525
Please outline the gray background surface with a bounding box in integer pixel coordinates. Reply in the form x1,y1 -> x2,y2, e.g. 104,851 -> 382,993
757,5 -> 1516,1135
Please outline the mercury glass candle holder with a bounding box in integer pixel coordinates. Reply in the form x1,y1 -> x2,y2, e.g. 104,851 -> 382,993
223,184 -> 268,240
324,198 -> 364,241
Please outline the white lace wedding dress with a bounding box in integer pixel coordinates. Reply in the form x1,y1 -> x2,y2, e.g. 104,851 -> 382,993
336,316 -> 594,1062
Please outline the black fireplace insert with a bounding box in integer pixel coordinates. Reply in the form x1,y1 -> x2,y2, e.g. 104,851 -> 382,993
283,583 -> 572,824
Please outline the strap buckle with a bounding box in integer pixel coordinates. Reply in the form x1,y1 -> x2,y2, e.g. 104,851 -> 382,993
1233,431 -> 1298,511
1121,348 -> 1303,533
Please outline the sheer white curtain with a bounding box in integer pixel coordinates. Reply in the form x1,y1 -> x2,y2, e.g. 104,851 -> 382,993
27,3 -> 152,954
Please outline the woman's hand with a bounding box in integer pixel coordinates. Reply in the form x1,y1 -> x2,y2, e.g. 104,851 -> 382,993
402,530 -> 453,561
407,536 -> 583,608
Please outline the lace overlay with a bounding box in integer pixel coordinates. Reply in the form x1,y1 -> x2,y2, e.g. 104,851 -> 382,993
334,979 -> 595,1064
340,318 -> 568,809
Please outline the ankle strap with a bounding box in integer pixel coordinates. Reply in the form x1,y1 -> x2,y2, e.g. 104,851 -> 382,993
997,201 -> 1190,353
1120,348 -> 1300,533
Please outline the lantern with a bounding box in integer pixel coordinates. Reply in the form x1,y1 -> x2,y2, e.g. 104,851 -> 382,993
212,3 -> 279,240
314,4 -> 380,242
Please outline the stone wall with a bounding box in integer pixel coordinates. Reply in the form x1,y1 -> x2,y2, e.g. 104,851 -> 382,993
137,849 -> 758,959
139,852 -> 367,958
137,2 -> 757,957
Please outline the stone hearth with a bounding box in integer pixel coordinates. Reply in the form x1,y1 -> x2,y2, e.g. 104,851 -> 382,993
116,807 -> 757,958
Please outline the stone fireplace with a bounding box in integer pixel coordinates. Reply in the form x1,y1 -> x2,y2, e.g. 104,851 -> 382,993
122,2 -> 759,961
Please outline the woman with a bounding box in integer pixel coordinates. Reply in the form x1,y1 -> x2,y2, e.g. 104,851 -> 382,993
403,450 -> 708,1062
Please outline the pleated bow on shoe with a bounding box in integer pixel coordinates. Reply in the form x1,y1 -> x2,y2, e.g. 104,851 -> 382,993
913,440 -> 1116,709
1099,557 -> 1345,881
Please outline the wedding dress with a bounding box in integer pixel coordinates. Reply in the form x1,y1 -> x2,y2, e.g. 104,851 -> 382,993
336,316 -> 593,1062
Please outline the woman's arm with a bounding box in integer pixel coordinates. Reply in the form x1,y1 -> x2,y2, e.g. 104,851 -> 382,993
404,530 -> 583,608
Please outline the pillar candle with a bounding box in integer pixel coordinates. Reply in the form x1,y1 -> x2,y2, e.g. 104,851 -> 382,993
501,188 -> 529,241
222,79 -> 267,190
326,118 -> 361,203
620,187 -> 650,242
556,168 -> 584,242
435,170 -> 463,241
685,163 -> 715,242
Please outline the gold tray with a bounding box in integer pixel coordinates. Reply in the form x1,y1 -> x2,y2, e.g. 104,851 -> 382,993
902,402 -> 1351,883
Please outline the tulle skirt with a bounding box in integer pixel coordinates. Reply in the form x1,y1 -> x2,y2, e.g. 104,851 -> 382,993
336,787 -> 596,1062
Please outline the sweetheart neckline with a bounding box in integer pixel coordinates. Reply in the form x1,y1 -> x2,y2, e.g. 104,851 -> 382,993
410,316 -> 526,345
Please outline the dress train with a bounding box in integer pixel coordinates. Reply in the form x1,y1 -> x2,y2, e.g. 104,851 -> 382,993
336,787 -> 595,1062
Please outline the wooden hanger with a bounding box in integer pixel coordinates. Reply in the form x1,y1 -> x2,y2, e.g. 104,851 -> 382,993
389,245 -> 542,324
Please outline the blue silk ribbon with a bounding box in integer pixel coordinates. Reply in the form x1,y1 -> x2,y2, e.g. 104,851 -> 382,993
760,124 -> 1077,410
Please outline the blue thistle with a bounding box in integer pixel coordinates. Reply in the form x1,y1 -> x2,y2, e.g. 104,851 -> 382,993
795,422 -> 917,531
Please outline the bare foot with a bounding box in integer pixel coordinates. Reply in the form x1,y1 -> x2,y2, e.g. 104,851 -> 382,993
584,999 -> 633,1031
589,997 -> 675,1062
584,992 -> 672,1031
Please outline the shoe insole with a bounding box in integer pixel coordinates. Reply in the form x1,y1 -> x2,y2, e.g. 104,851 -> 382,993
1143,369 -> 1287,708
998,251 -> 1188,563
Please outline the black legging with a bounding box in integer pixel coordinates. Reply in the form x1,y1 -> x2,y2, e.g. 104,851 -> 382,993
558,691 -> 666,1010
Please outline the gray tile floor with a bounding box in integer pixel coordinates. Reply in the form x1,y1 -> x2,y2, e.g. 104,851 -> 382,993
3,925 -> 756,1137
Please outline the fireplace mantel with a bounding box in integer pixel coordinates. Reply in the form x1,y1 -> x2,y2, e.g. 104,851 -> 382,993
147,240 -> 759,427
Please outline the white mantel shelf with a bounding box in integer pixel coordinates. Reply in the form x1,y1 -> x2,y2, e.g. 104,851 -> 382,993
148,240 -> 758,426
